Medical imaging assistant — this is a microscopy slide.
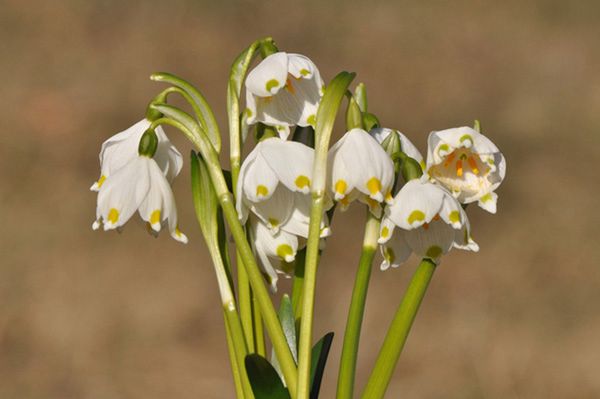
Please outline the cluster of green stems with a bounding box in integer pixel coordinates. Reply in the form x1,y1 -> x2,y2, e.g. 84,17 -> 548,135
145,38 -> 437,399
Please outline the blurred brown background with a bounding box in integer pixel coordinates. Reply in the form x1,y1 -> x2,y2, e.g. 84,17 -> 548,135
1,0 -> 599,398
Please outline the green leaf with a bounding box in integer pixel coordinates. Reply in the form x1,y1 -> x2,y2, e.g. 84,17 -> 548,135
345,94 -> 364,130
245,354 -> 291,399
309,332 -> 334,399
151,72 -> 221,153
271,295 -> 298,382
354,82 -> 368,112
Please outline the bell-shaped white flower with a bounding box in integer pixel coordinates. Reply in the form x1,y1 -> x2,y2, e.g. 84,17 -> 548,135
236,137 -> 315,231
90,119 -> 183,191
92,124 -> 187,243
426,126 -> 506,213
370,127 -> 424,170
377,179 -> 478,269
328,128 -> 395,216
250,215 -> 302,292
245,52 -> 324,140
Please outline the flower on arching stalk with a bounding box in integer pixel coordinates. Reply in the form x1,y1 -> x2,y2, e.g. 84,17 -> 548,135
245,52 -> 324,140
369,127 -> 424,171
377,179 -> 478,269
90,119 -> 182,191
92,127 -> 188,243
426,126 -> 506,213
328,128 -> 395,217
236,137 -> 324,233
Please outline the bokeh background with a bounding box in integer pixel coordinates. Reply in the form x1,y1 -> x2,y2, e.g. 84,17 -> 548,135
2,1 -> 599,398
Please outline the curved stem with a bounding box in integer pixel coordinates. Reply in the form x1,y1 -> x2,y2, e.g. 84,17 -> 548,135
296,71 -> 355,399
336,212 -> 379,399
361,259 -> 436,399
149,110 -> 298,397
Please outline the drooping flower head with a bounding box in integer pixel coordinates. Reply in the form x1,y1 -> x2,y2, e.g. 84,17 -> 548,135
378,179 -> 478,269
92,122 -> 187,243
236,137 -> 319,232
328,128 -> 395,216
426,126 -> 506,213
245,52 -> 324,140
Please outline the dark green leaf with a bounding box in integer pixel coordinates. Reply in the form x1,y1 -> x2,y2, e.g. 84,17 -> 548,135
310,332 -> 334,399
245,354 -> 291,399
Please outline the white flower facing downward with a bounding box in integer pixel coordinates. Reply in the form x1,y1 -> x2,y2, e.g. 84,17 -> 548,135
245,52 -> 324,140
90,119 -> 182,191
377,179 -> 478,269
328,128 -> 395,216
250,215 -> 302,292
92,124 -> 187,243
426,126 -> 506,213
237,137 -> 316,231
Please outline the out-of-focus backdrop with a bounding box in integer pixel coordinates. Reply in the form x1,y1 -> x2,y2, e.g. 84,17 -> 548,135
1,1 -> 599,398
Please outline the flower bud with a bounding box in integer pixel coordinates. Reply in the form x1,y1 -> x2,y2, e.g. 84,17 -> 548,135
138,128 -> 159,157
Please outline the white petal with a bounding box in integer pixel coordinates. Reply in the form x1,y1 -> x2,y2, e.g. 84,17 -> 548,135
287,54 -> 317,79
96,157 -> 150,230
154,126 -> 183,183
378,216 -> 396,244
246,52 -> 289,97
259,139 -> 314,194
477,191 -> 498,214
97,119 -> 149,180
242,151 -> 280,202
387,180 -> 444,230
249,185 -> 294,232
404,220 -> 456,264
438,191 -> 465,228
380,232 -> 412,270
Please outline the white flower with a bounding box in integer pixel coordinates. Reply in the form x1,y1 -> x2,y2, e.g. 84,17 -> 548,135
90,119 -> 182,191
425,126 -> 506,213
328,128 -> 395,216
250,215 -> 303,292
245,52 -> 324,140
377,179 -> 478,269
236,137 -> 315,231
92,122 -> 187,243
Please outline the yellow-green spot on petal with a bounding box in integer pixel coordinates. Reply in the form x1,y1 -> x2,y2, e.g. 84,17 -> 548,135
268,218 -> 279,228
307,114 -> 316,126
438,144 -> 449,155
335,180 -> 347,195
459,134 -> 473,144
480,193 -> 492,203
300,68 -> 310,76
276,244 -> 294,260
150,210 -> 161,225
97,175 -> 107,188
448,210 -> 461,224
407,210 -> 425,225
107,208 -> 119,224
366,177 -> 382,196
295,175 -> 310,190
256,185 -> 269,197
176,227 -> 183,237
426,245 -> 443,259
381,226 -> 390,239
265,79 -> 280,93
419,160 -> 426,171
244,108 -> 253,118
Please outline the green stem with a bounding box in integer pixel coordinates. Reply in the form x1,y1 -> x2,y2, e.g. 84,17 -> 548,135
336,212 -> 380,399
291,249 -> 306,319
224,311 -> 248,399
361,259 -> 437,399
296,72 -> 355,399
224,303 -> 253,399
238,259 -> 254,352
252,292 -> 266,357
149,107 -> 298,398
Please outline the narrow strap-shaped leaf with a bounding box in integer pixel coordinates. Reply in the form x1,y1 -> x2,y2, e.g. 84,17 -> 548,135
151,72 -> 221,152
246,354 -> 291,399
271,295 -> 298,378
310,332 -> 334,399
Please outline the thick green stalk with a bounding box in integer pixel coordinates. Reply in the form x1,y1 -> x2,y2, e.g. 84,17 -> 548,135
296,72 -> 355,399
238,261 -> 254,352
291,249 -> 306,318
149,106 -> 298,397
224,303 -> 254,398
252,292 -> 266,357
336,213 -> 380,399
224,316 -> 246,399
361,259 -> 437,399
